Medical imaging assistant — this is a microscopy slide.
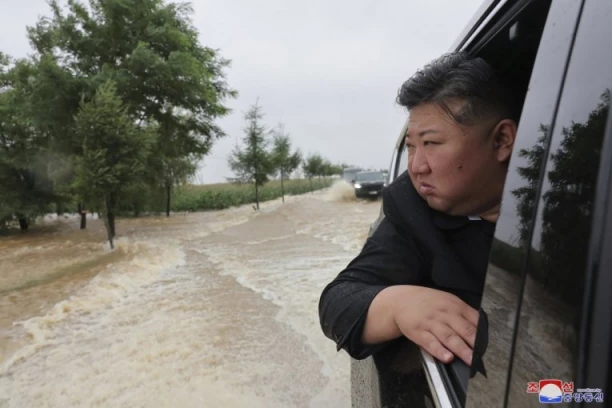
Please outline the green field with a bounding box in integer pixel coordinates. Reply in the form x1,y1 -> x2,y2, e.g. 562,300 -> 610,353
170,178 -> 334,212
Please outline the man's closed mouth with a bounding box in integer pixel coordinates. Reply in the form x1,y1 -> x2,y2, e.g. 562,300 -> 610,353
419,182 -> 434,194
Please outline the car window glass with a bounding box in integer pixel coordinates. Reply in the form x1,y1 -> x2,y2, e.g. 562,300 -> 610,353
506,1 -> 612,406
356,172 -> 384,182
465,1 -> 582,407
397,144 -> 408,178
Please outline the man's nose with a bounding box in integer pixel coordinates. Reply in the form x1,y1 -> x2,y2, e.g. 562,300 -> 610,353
409,147 -> 430,174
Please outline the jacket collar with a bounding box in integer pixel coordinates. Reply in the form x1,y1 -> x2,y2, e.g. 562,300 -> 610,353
432,211 -> 472,230
433,211 -> 496,236
382,172 -> 495,294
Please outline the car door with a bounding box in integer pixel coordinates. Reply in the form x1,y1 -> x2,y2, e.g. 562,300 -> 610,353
426,0 -> 584,406
495,0 -> 612,406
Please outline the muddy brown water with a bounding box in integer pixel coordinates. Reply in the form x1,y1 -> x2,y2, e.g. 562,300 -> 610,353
0,183 -> 381,408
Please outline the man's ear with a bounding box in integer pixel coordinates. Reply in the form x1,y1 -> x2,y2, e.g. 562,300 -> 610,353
493,119 -> 517,162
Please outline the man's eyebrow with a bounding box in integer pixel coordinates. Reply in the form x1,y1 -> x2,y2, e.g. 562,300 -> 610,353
405,129 -> 439,138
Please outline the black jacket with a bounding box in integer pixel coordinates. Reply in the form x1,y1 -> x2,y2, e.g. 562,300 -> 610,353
318,171 -> 495,360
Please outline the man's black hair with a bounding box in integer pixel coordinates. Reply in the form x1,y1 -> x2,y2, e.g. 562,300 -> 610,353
397,52 -> 520,126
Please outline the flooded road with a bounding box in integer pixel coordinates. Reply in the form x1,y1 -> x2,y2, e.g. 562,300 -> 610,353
0,183 -> 381,407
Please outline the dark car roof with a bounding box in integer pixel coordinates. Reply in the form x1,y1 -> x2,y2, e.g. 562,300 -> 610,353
356,171 -> 383,175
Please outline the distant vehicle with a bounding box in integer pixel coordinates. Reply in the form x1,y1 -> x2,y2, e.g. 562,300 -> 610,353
353,171 -> 386,199
342,167 -> 362,184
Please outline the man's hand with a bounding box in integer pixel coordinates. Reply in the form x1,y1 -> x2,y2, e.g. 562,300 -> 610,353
390,285 -> 479,366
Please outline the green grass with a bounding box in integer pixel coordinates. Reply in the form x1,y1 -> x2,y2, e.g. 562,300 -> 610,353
171,178 -> 333,212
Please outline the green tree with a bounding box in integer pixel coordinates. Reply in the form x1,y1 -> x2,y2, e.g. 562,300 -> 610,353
320,159 -> 332,180
147,144 -> 198,217
321,159 -> 344,179
303,153 -> 324,193
16,55 -> 83,220
331,164 -> 344,176
72,81 -> 153,248
270,123 -> 302,203
28,0 -> 236,217
0,57 -> 59,230
228,101 -> 274,210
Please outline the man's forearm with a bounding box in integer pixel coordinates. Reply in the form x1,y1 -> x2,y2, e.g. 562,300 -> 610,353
361,285 -> 408,345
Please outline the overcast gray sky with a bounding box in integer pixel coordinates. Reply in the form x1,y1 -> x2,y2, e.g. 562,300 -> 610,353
1,0 -> 483,184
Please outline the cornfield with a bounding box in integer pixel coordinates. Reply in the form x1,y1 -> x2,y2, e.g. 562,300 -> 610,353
171,178 -> 334,212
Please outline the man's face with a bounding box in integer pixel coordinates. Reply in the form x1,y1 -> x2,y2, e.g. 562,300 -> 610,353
405,101 -> 508,217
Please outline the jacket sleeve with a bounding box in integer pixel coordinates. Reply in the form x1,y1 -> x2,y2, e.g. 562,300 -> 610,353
318,199 -> 428,360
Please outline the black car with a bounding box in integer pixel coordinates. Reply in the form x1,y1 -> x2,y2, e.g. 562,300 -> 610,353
353,171 -> 386,198
352,0 -> 612,407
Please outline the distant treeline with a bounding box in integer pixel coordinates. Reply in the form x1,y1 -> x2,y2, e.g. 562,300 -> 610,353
227,101 -> 348,209
141,178 -> 333,214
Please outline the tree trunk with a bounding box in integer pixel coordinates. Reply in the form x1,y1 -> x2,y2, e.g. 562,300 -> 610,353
281,170 -> 285,203
103,193 -> 114,250
18,216 -> 29,231
166,185 -> 171,217
255,183 -> 260,210
309,178 -> 313,194
107,193 -> 117,238
78,203 -> 87,230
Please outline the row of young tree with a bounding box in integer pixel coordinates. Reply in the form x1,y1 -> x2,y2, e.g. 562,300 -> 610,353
0,0 -> 236,248
228,102 -> 345,209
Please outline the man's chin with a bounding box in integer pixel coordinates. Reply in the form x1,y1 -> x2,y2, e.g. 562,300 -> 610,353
417,189 -> 462,214
424,196 -> 451,213
427,199 -> 476,217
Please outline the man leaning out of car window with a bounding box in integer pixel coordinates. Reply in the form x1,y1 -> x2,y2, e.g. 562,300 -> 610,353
318,52 -> 520,368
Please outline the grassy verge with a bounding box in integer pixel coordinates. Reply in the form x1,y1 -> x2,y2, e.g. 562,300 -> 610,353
171,178 -> 334,212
